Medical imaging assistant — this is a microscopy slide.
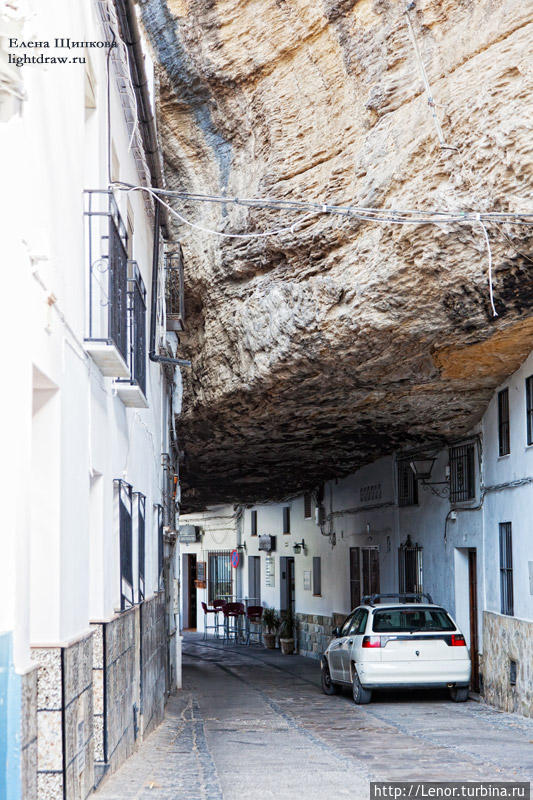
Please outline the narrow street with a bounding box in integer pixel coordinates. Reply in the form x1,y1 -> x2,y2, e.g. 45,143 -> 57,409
94,634 -> 533,800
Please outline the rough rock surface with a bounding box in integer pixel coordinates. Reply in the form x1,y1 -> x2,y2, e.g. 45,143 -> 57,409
140,0 -> 533,510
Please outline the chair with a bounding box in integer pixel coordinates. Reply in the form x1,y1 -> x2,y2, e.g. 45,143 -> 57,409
201,601 -> 218,640
222,602 -> 245,644
246,605 -> 263,646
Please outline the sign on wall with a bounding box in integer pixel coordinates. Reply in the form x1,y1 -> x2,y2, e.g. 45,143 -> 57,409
303,570 -> 311,591
259,534 -> 276,552
265,556 -> 275,587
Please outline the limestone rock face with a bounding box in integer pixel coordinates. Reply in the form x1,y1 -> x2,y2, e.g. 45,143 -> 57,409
140,0 -> 533,510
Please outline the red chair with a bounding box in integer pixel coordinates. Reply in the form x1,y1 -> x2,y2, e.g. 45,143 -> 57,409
222,602 -> 245,644
246,605 -> 263,646
201,601 -> 218,640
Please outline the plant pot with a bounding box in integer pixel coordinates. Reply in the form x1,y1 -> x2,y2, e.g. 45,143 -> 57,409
280,637 -> 294,655
263,632 -> 277,649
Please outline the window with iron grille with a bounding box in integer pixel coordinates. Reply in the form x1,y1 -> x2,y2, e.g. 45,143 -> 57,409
449,443 -> 476,503
499,522 -> 514,616
84,191 -> 129,360
398,542 -> 423,595
498,388 -> 510,456
208,551 -> 233,604
156,504 -> 164,591
304,493 -> 312,518
251,510 -> 257,536
129,262 -> 146,395
397,460 -> 418,507
115,480 -> 133,611
165,249 -> 185,332
282,506 -> 290,534
135,492 -> 145,602
526,376 -> 533,446
312,557 -> 322,596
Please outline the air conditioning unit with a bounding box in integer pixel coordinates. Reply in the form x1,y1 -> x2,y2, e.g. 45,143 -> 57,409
315,506 -> 326,526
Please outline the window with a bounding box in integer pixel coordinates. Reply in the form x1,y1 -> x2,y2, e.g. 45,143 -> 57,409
304,493 -> 312,518
372,607 -> 455,633
135,492 -> 145,602
312,557 -> 321,596
251,509 -> 257,536
498,388 -> 510,456
208,551 -> 233,604
347,609 -> 369,635
449,443 -> 476,502
157,504 -> 164,591
499,522 -> 513,616
282,506 -> 290,534
397,460 -> 418,506
398,540 -> 423,595
526,376 -> 533,446
115,480 -> 133,610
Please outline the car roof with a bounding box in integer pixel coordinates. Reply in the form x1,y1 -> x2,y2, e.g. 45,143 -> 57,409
359,603 -> 443,611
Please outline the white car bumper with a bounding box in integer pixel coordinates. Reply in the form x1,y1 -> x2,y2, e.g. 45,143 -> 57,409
358,659 -> 471,688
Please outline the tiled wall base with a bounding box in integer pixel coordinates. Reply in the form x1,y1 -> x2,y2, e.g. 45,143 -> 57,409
31,631 -> 94,800
21,665 -> 38,800
482,611 -> 533,717
0,633 -> 38,800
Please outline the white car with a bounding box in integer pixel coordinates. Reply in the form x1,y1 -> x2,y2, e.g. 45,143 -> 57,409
321,594 -> 471,704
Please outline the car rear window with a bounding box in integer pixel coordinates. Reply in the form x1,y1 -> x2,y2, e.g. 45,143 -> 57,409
372,607 -> 455,633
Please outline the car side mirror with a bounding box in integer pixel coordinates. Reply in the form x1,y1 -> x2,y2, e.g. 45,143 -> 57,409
332,626 -> 340,638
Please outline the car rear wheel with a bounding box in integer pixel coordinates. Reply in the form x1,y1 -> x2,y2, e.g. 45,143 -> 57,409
321,662 -> 339,695
449,686 -> 469,702
352,670 -> 372,704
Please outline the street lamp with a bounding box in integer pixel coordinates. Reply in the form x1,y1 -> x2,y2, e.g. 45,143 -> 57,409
409,457 -> 436,481
293,539 -> 306,554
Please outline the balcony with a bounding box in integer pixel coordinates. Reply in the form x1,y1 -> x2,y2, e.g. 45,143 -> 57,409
84,190 -> 130,377
115,261 -> 148,408
165,249 -> 185,332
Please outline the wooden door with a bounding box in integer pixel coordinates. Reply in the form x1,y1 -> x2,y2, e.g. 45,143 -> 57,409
188,555 -> 197,629
468,549 -> 480,692
350,548 -> 361,609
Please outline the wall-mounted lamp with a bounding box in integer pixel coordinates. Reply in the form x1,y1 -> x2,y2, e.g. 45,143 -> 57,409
409,457 -> 436,481
237,542 -> 247,553
293,539 -> 306,554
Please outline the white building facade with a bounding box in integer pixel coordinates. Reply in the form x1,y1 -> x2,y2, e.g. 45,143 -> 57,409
181,350 -> 533,719
1,1 -> 184,798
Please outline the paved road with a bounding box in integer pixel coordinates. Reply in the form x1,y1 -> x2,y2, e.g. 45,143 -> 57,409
95,633 -> 533,800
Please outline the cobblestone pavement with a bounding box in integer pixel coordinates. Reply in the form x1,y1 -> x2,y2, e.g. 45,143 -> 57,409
94,633 -> 533,800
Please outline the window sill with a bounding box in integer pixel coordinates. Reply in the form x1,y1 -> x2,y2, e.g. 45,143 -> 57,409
497,454 -> 511,460
313,594 -> 322,598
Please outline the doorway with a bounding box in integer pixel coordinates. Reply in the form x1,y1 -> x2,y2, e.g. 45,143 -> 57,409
454,547 -> 479,692
186,554 -> 197,630
350,547 -> 380,608
468,549 -> 480,692
248,556 -> 261,604
280,557 -> 295,612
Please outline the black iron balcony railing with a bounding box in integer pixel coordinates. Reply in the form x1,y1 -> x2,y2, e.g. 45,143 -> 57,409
165,248 -> 185,331
84,191 -> 129,363
116,261 -> 147,397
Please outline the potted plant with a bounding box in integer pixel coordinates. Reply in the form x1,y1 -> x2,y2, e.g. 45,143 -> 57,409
279,607 -> 295,655
262,607 -> 280,649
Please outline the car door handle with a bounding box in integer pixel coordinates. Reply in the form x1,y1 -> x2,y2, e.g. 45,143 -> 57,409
347,640 -> 353,646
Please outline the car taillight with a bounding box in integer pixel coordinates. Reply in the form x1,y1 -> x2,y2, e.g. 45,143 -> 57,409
450,634 -> 466,646
362,636 -> 381,648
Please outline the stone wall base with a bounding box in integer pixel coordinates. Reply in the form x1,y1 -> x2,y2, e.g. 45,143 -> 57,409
295,612 -> 344,659
482,611 -> 533,717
